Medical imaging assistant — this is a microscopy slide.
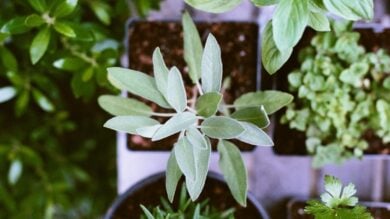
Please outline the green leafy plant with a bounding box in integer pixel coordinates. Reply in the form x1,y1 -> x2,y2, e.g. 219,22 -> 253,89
281,22 -> 390,167
305,175 -> 372,219
99,11 -> 293,206
140,184 -> 235,219
183,0 -> 374,74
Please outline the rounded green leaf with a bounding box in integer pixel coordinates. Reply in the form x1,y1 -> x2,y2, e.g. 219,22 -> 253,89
103,116 -> 159,134
53,57 -> 86,71
53,0 -> 78,18
201,34 -> 222,93
30,27 -> 51,64
152,112 -> 197,141
0,86 -> 17,104
234,91 -> 293,114
236,122 -> 273,146
0,47 -> 18,72
167,67 -> 187,112
54,22 -> 76,38
174,137 -> 196,182
186,126 -> 208,149
195,92 -> 222,118
201,116 -> 245,139
231,106 -> 270,128
89,1 -> 111,25
98,95 -> 152,116
27,0 -> 47,13
184,0 -> 243,13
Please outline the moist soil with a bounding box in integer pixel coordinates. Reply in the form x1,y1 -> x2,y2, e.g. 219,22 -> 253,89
110,175 -> 264,219
268,28 -> 390,156
127,21 -> 259,151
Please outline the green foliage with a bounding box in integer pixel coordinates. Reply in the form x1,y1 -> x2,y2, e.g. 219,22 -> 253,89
281,22 -> 390,167
305,175 -> 372,219
140,184 -> 235,219
99,12 -> 292,206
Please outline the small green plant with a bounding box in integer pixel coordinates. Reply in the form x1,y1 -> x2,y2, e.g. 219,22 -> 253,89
305,175 -> 372,219
282,22 -> 390,167
99,11 -> 293,206
140,184 -> 235,219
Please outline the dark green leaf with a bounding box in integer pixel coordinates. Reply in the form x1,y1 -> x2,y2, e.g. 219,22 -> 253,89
0,47 -> 18,71
53,0 -> 79,18
25,14 -> 45,27
234,91 -> 293,114
15,90 -> 30,116
53,57 -> 86,71
53,22 -> 76,37
195,92 -> 222,118
201,116 -> 245,139
27,0 -> 47,13
30,27 -> 51,64
184,0 -> 243,13
1,17 -> 31,34
231,106 -> 270,128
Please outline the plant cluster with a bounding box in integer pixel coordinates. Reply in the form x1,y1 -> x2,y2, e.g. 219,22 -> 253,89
99,12 -> 293,206
305,175 -> 372,219
140,184 -> 235,219
281,22 -> 390,167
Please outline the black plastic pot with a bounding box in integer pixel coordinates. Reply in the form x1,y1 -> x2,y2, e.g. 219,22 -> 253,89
105,172 -> 269,219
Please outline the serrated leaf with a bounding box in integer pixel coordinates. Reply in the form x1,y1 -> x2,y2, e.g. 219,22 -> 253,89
103,116 -> 159,134
53,57 -> 86,71
323,0 -> 373,21
182,11 -> 203,83
54,22 -> 76,38
251,0 -> 279,6
184,0 -> 243,13
25,14 -> 45,27
8,159 -> 22,185
153,47 -> 169,97
218,140 -> 247,206
28,0 -> 47,13
201,116 -> 245,139
186,126 -> 207,149
273,0 -> 309,51
152,112 -> 197,141
98,95 -> 152,116
231,106 -> 270,128
32,89 -> 55,112
262,21 -> 293,74
30,27 -> 51,64
201,34 -> 222,93
308,12 -> 330,32
53,0 -> 78,18
167,67 -> 187,112
1,17 -> 31,34
166,151 -> 182,203
234,91 -> 293,114
0,87 -> 17,104
236,122 -> 273,146
0,47 -> 18,72
195,92 -> 222,118
107,67 -> 171,108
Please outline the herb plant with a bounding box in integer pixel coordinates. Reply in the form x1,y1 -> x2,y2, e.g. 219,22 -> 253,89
183,0 -> 374,74
99,12 -> 293,206
305,175 -> 372,219
281,22 -> 390,167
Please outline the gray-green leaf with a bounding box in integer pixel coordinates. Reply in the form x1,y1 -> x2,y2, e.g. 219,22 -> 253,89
152,112 -> 197,141
166,151 -> 182,203
98,95 -> 152,116
236,122 -> 273,146
231,106 -> 270,128
136,125 -> 162,138
323,0 -> 373,21
186,126 -> 208,149
153,47 -> 170,97
175,137 -> 196,182
201,34 -> 222,93
140,205 -> 155,219
195,92 -> 222,118
167,67 -> 187,112
308,12 -> 330,32
184,0 -> 243,13
234,91 -> 293,114
201,116 -> 245,139
30,27 -> 51,64
103,116 -> 159,134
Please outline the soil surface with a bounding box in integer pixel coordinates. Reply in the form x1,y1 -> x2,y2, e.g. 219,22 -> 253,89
269,28 -> 390,155
109,175 -> 265,219
127,21 -> 259,151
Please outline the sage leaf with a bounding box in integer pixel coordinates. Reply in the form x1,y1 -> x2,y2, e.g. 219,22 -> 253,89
8,159 -> 23,185
251,0 -> 279,6
0,87 -> 17,103
236,122 -> 273,146
152,112 -> 197,141
182,11 -> 203,83
166,151 -> 182,203
53,22 -> 76,38
201,34 -> 222,93
103,116 -> 159,134
323,0 -> 373,21
107,67 -> 171,108
153,47 -> 169,97
217,140 -> 247,206
136,125 -> 162,138
186,126 -> 208,149
262,21 -> 293,74
231,106 -> 270,128
195,92 -> 222,118
32,89 -> 54,112
234,91 -> 293,114
273,0 -> 309,51
308,12 -> 330,32
184,0 -> 242,13
174,137 -> 196,182
167,67 -> 187,112
25,14 -> 45,27
30,27 -> 51,64
201,116 -> 245,139
98,95 -> 152,116
53,0 -> 78,18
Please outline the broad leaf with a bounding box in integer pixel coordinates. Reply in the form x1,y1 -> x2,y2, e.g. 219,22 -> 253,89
184,0 -> 242,13
186,126 -> 208,149
323,0 -> 373,21
167,67 -> 187,112
8,159 -> 23,185
152,112 -> 197,141
201,34 -> 222,93
231,106 -> 270,128
308,12 -> 330,32
262,21 -> 293,74
195,92 -> 222,118
0,87 -> 17,104
251,0 -> 279,6
107,67 -> 171,108
25,14 -> 45,27
218,140 -> 247,206
182,11 -> 203,83
1,17 -> 31,34
201,116 -> 245,139
53,0 -> 78,18
98,95 -> 152,116
103,116 -> 159,134
32,89 -> 54,112
234,91 -> 293,114
174,137 -> 196,182
236,122 -> 273,146
30,27 -> 51,64
166,151 -> 182,203
153,47 -> 169,97
273,0 -> 309,51
53,22 -> 76,38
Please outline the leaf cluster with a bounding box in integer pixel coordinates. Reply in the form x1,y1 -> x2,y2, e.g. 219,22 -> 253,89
281,22 -> 390,167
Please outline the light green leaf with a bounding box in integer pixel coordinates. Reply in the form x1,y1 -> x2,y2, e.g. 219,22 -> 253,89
136,125 -> 162,138
323,0 -> 373,21
308,12 -> 330,32
251,0 -> 279,6
98,95 -> 152,116
0,87 -> 17,103
53,0 -> 78,18
25,14 -> 45,27
262,21 -> 293,74
53,22 -> 76,38
201,34 -> 222,93
32,89 -> 54,112
234,91 -> 293,114
1,17 -> 31,34
53,57 -> 86,71
167,67 -> 187,112
186,126 -> 208,149
28,0 -> 47,13
89,1 -> 111,25
175,137 -> 196,182
153,47 -> 170,97
231,106 -> 270,128
184,0 -> 243,13
152,112 -> 197,141
166,151 -> 182,203
103,116 -> 159,134
8,159 -> 23,185
140,205 -> 155,219
182,11 -> 203,83
273,0 -> 309,50
0,47 -> 18,72
383,77 -> 390,89
218,140 -> 247,206
309,0 -> 326,13
195,92 -> 222,118
30,27 -> 51,64
107,67 -> 171,108
236,122 -> 273,146
201,116 -> 245,139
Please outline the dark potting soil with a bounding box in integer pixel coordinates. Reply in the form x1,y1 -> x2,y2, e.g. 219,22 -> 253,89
127,21 -> 259,151
268,28 -> 390,156
110,176 -> 264,219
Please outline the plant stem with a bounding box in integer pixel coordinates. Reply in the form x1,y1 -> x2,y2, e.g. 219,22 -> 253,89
150,112 -> 176,117
186,106 -> 197,114
196,82 -> 203,95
